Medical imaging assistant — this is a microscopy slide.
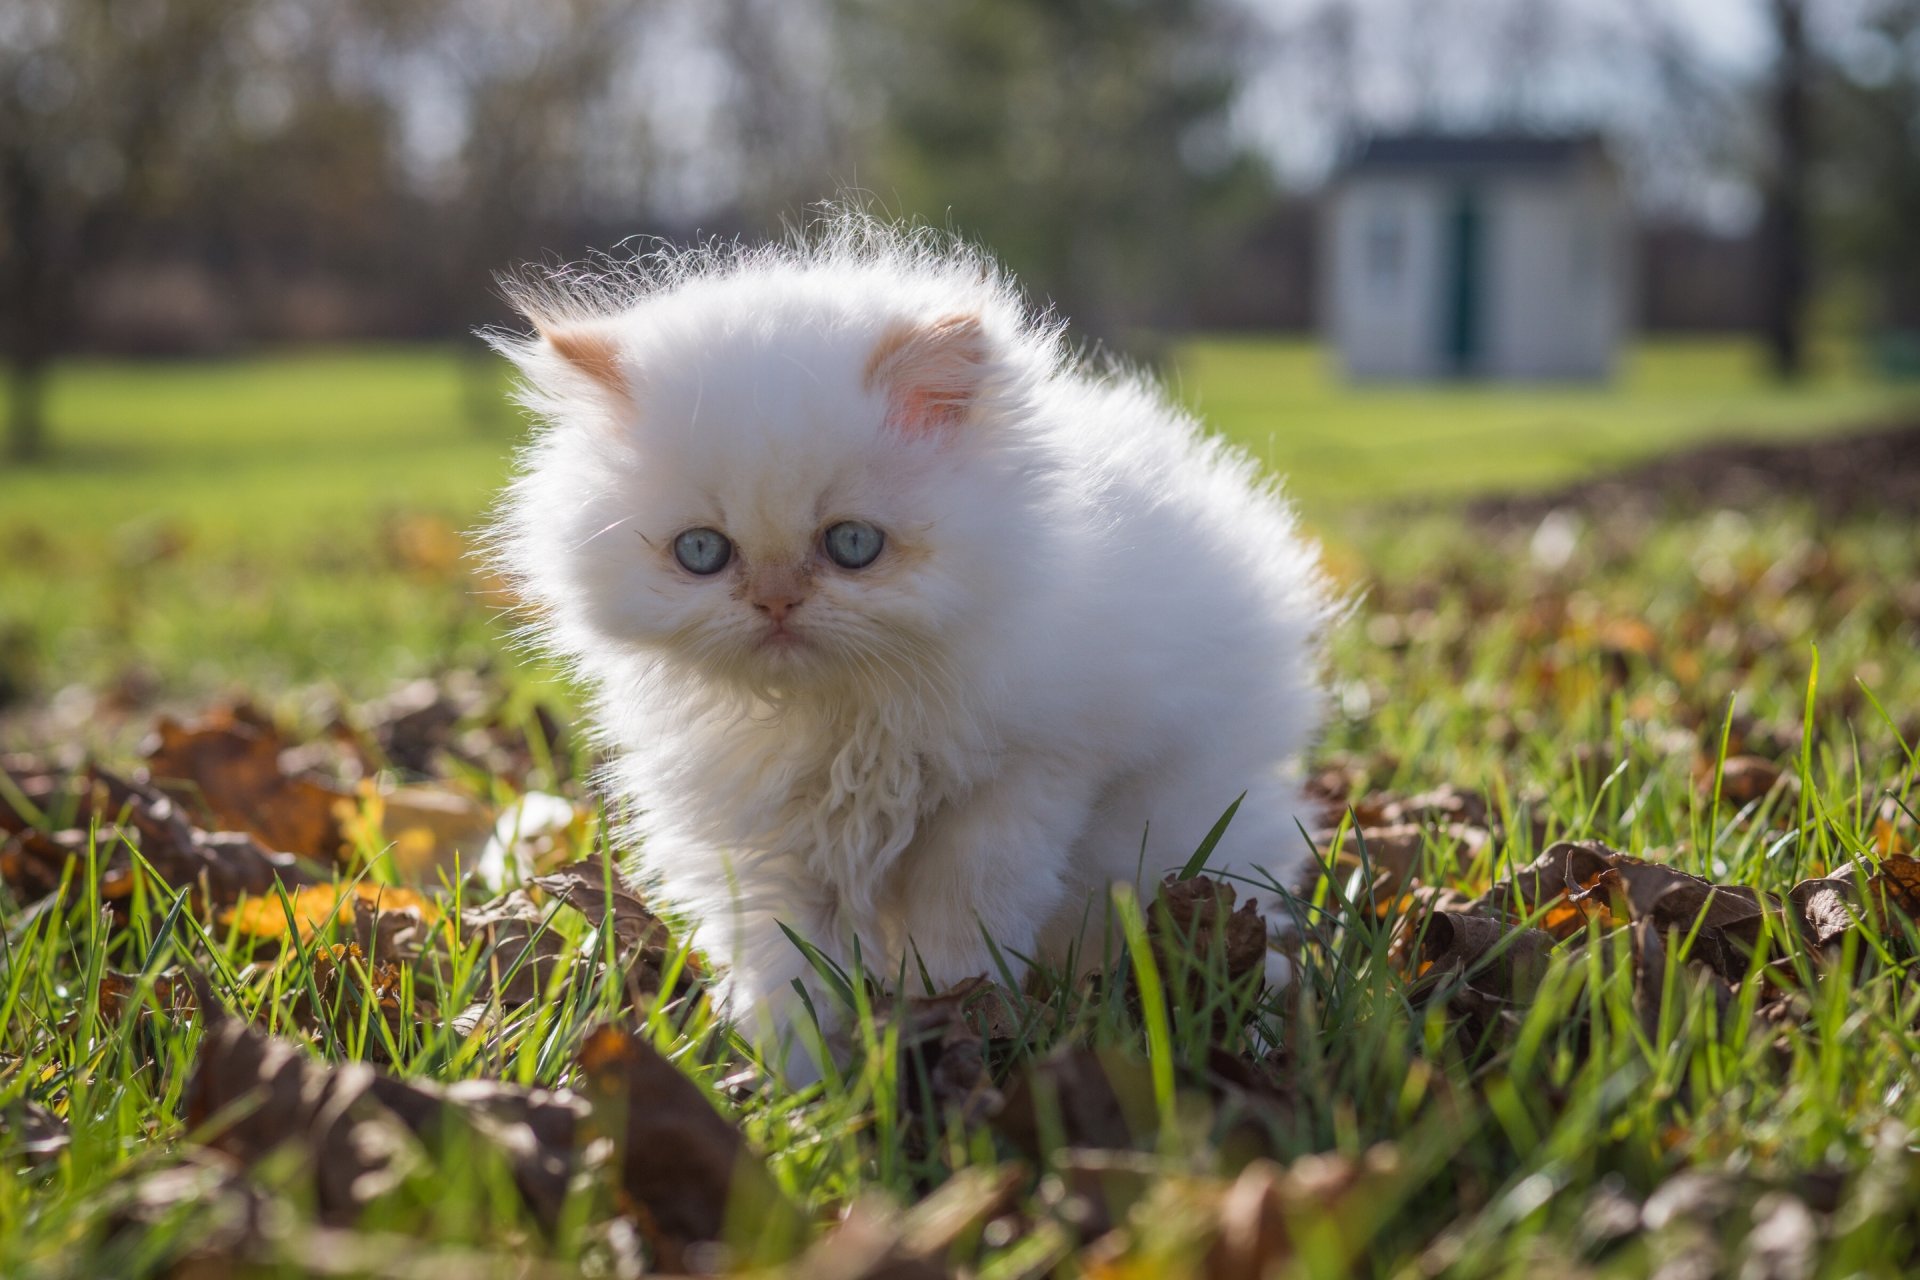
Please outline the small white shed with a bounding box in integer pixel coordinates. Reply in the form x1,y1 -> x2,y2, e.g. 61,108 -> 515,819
1323,132 -> 1630,382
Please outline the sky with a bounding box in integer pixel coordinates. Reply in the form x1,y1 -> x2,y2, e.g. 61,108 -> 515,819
1227,0 -> 1799,226
386,0 -> 1825,230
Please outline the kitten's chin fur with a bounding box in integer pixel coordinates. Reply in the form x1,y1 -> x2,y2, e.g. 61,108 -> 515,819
485,210 -> 1335,1074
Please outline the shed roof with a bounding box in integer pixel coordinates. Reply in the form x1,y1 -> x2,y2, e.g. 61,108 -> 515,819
1339,131 -> 1611,176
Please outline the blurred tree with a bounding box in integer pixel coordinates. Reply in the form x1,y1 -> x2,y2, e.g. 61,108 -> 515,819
396,0 -> 657,426
1821,0 -> 1920,341
0,0 -> 259,461
707,0 -> 855,226
841,0 -> 1272,345
1761,0 -> 1813,379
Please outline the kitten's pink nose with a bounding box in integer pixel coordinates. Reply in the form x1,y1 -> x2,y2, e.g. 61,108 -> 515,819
752,593 -> 803,624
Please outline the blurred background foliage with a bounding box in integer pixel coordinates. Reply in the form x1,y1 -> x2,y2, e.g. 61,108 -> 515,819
4,0 -> 1920,457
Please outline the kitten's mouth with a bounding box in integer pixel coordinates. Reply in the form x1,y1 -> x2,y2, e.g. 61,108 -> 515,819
757,624 -> 807,652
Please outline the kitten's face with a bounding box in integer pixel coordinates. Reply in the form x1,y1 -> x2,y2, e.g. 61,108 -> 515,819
524,294 -> 1018,692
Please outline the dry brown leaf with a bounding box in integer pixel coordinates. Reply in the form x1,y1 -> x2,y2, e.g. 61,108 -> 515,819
1789,874 -> 1862,950
531,858 -> 674,961
1482,840 -> 1618,928
99,1149 -> 281,1269
94,968 -> 191,1026
359,674 -> 572,791
145,703 -> 352,861
575,1023 -> 807,1270
889,977 -> 1030,1129
1630,917 -> 1673,1043
185,1007 -> 426,1222
1875,852 -> 1920,920
185,989 -> 589,1230
776,1165 -> 1026,1280
995,1045 -> 1158,1159
455,888 -> 569,1007
1341,783 -> 1491,833
1333,824 -> 1425,897
1094,1149 -> 1398,1280
280,942 -> 421,1050
1414,912 -> 1552,1001
0,1097 -> 69,1169
1150,875 -> 1268,990
0,767 -> 321,911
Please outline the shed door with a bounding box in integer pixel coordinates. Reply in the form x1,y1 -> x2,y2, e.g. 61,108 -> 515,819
1442,188 -> 1485,376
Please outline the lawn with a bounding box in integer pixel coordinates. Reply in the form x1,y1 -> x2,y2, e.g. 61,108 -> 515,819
0,336 -> 1912,724
2,336 -> 1918,1277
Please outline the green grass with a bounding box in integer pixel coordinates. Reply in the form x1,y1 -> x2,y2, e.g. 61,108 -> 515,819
2,336 -> 1918,1274
3,498 -> 1917,1276
1180,335 -> 1914,507
1,336 -> 1913,725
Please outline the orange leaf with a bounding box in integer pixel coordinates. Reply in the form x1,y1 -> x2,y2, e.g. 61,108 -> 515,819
222,882 -> 440,940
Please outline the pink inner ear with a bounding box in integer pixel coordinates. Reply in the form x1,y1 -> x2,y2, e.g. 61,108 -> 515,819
865,313 -> 987,437
540,321 -> 629,400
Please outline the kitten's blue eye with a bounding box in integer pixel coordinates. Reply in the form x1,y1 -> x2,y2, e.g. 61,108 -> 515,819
823,520 -> 884,569
673,527 -> 732,575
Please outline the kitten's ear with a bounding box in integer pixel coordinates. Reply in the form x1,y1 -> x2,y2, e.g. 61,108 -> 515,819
526,314 -> 630,403
864,313 -> 990,438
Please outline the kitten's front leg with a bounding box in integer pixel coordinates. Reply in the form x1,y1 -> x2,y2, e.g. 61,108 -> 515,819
703,897 -> 858,1086
890,762 -> 1095,990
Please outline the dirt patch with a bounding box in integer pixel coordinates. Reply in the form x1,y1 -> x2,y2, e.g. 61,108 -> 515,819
1465,418 -> 1920,523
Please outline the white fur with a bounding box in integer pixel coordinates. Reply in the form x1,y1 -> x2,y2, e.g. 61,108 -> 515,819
485,214 -> 1332,1063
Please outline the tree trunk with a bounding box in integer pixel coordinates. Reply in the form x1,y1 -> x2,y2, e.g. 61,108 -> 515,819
1762,0 -> 1811,381
5,352 -> 46,463
3,151 -> 54,462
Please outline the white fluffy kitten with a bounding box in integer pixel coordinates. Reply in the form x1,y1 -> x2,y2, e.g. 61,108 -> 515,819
488,216 -> 1330,1061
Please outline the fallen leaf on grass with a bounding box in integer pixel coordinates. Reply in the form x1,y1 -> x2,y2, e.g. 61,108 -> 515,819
1783,853 -> 1920,950
280,943 -> 422,1052
221,881 -> 442,943
1351,783 -> 1492,832
145,703 -> 353,862
186,989 -> 589,1229
576,1022 -> 807,1270
770,1163 -> 1026,1280
185,1010 -> 428,1222
1087,1148 -> 1400,1280
889,977 -> 1030,1130
0,1097 -> 70,1169
1876,852 -> 1920,919
451,888 -> 569,1011
1149,875 -> 1268,999
531,858 -> 673,962
1410,912 -> 1552,1001
90,968 -> 195,1043
1385,835 -> 1920,1058
0,768 -> 321,910
995,1045 -> 1159,1159
1201,1153 -> 1398,1280
1327,785 -> 1500,906
358,673 -> 573,791
1479,840 -> 1618,934
100,1149 -> 283,1268
1787,873 -> 1865,950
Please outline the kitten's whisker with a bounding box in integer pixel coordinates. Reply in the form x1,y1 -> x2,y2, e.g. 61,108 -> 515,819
573,515 -> 636,550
